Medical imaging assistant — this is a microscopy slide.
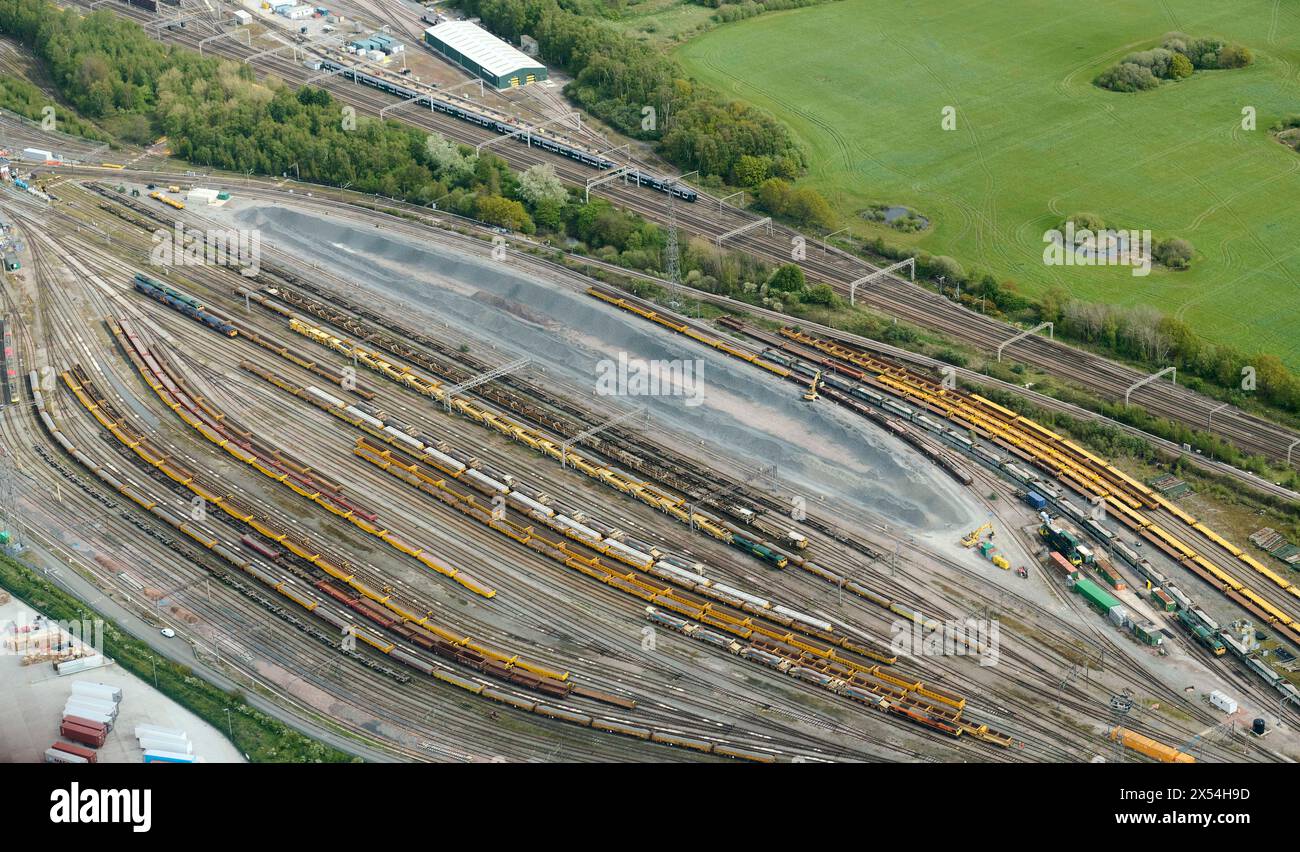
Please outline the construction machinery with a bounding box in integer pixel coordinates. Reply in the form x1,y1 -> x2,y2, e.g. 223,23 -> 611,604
802,370 -> 821,402
961,522 -> 993,548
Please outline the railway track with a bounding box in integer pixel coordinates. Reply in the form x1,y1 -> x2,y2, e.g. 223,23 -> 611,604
63,179 -> 1300,759
17,206 -> 993,759
11,170 -> 1289,761
66,0 -> 1300,478
8,213 -> 820,761
15,201 -> 1040,759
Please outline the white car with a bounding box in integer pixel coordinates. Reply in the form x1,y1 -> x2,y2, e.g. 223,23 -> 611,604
160,628 -> 176,638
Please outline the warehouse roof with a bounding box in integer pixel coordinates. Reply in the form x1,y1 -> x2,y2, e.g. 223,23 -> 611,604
423,21 -> 542,78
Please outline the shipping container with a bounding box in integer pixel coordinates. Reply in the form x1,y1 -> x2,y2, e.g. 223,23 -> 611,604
133,724 -> 188,741
71,681 -> 122,703
65,695 -> 118,718
1132,621 -> 1164,646
1073,576 -> 1121,616
63,705 -> 114,729
143,749 -> 196,764
1095,560 -> 1127,590
1150,587 -> 1176,612
1023,490 -> 1047,511
45,747 -> 88,764
61,714 -> 107,735
56,655 -> 106,675
138,735 -> 192,755
1048,551 -> 1078,580
51,740 -> 98,763
1209,690 -> 1237,714
60,721 -> 106,748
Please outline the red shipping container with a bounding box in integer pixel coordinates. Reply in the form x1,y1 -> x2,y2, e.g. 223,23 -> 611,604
61,715 -> 108,736
51,740 -> 98,763
60,721 -> 106,749
60,720 -> 102,738
1049,551 -> 1078,578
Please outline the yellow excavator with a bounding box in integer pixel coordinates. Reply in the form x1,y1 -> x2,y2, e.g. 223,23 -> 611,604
803,370 -> 821,402
961,522 -> 993,548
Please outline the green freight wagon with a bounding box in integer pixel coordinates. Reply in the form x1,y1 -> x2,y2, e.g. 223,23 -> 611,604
1074,576 -> 1120,616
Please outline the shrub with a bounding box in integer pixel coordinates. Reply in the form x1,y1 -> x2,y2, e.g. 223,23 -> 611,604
1121,48 -> 1175,79
1153,237 -> 1194,269
1218,43 -> 1253,69
1095,62 -> 1159,92
768,263 -> 806,292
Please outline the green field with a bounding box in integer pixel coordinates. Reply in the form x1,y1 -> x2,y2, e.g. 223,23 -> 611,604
676,0 -> 1300,366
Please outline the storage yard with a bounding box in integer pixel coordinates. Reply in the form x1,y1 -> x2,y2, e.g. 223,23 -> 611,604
0,597 -> 244,763
0,1 -> 1297,769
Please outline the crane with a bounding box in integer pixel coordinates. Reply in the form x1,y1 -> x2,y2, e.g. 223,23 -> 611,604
803,369 -> 821,402
961,522 -> 993,548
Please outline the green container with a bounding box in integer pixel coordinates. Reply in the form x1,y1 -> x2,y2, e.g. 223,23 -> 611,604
1074,576 -> 1120,615
1133,622 -> 1163,645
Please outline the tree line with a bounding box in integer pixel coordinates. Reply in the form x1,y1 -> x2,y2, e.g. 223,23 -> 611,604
460,0 -> 806,186
0,0 -> 812,299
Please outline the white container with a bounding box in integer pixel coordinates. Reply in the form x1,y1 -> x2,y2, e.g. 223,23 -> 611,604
66,702 -> 117,718
1209,690 -> 1237,714
66,695 -> 117,716
134,724 -> 188,741
138,735 -> 193,754
56,655 -> 106,675
63,707 -> 114,728
65,700 -> 117,722
234,9 -> 252,24
21,148 -> 52,162
45,748 -> 88,764
72,681 -> 122,703
186,187 -> 220,205
1107,605 -> 1128,627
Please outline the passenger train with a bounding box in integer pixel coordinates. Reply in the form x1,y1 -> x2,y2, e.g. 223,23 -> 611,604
312,60 -> 698,201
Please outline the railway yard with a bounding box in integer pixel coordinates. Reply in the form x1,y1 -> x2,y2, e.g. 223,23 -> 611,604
1,0 -> 1299,768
